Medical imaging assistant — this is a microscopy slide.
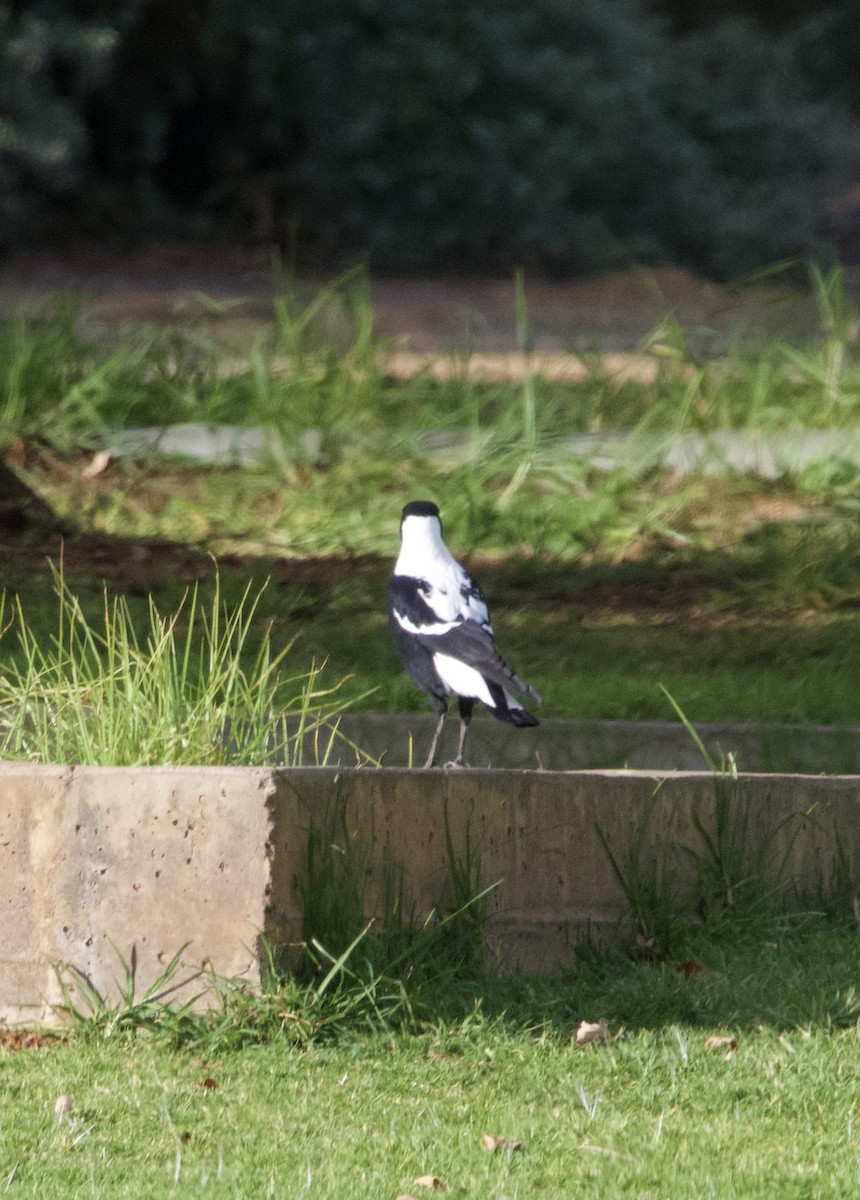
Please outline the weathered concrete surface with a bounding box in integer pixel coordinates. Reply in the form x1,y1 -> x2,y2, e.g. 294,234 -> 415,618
267,770 -> 860,974
0,765 -> 274,1025
2,764 -> 859,1023
314,715 -> 860,774
106,423 -> 860,482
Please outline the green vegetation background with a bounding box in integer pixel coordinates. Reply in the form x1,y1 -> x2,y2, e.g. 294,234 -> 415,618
1,269 -> 858,746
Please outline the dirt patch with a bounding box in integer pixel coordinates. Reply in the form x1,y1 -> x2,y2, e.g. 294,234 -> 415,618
0,242 -> 825,353
381,349 -> 679,384
0,520 -> 758,625
0,1030 -> 63,1050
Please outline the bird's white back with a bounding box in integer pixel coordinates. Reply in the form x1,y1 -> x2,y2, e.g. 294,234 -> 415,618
394,514 -> 490,628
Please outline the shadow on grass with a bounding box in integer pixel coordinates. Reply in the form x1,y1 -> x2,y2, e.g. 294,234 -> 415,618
2,507 -> 860,742
370,915 -> 860,1039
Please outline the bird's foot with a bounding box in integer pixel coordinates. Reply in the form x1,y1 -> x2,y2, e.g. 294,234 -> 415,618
443,759 -> 468,770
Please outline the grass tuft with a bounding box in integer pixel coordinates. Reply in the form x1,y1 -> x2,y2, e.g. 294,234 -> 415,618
52,942 -> 207,1046
0,565 -> 370,766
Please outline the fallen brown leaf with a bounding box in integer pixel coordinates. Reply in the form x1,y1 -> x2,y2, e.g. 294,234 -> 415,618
575,1020 -> 607,1045
414,1175 -> 446,1191
482,1133 -> 523,1153
704,1035 -> 738,1052
0,1030 -> 63,1051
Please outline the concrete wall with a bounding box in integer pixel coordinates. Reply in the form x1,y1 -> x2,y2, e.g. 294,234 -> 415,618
1,765 -> 274,1025
266,769 -> 860,972
315,714 -> 860,773
2,764 -> 859,1024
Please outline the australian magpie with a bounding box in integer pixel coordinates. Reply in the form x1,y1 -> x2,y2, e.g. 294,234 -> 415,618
388,500 -> 541,768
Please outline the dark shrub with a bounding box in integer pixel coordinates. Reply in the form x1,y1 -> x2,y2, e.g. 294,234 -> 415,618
0,0 -> 853,277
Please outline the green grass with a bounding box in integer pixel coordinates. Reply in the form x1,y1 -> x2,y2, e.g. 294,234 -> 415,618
3,268 -> 860,566
3,265 -> 860,450
2,522 -> 859,733
0,567 -> 372,766
1,268 -> 858,1192
3,922 -> 859,1197
1,265 -> 859,736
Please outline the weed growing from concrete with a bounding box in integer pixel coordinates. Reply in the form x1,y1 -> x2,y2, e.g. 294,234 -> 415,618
52,943 -> 206,1046
292,785 -> 494,994
597,791 -> 685,956
597,690 -> 818,959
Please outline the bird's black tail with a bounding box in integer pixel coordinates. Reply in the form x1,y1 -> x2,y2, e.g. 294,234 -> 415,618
507,708 -> 539,728
486,680 -> 540,727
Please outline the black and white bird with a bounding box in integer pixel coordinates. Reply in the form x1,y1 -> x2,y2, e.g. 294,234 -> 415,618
388,500 -> 541,768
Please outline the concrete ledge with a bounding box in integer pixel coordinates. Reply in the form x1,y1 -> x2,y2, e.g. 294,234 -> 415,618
2,764 -> 859,1023
322,715 -> 860,773
105,422 -> 860,481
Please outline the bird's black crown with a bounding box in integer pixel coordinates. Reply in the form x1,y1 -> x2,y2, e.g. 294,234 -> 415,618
401,500 -> 440,522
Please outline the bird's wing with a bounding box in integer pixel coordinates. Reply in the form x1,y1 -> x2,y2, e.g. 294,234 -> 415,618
389,574 -> 460,633
416,619 -> 542,706
455,568 -> 492,632
389,574 -> 540,706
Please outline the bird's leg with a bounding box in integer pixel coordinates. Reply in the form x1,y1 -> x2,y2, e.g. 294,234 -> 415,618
423,709 -> 447,769
446,699 -> 474,768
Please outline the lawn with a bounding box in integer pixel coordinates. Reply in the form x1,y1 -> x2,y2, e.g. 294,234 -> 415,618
2,511 -> 859,737
2,922 -> 859,1198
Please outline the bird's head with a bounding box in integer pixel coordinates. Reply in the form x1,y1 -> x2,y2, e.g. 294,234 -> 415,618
398,500 -> 445,558
400,500 -> 440,524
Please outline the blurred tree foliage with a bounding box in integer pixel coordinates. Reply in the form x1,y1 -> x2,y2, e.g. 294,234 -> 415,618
0,0 -> 855,277
653,0 -> 834,32
796,1 -> 860,113
0,3 -> 117,249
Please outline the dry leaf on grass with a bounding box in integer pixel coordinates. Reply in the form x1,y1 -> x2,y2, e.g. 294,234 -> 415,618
482,1133 -> 523,1153
705,1035 -> 737,1051
705,1035 -> 738,1058
575,1020 -> 607,1045
413,1175 -> 446,1191
0,1030 -> 62,1051
81,450 -> 112,479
